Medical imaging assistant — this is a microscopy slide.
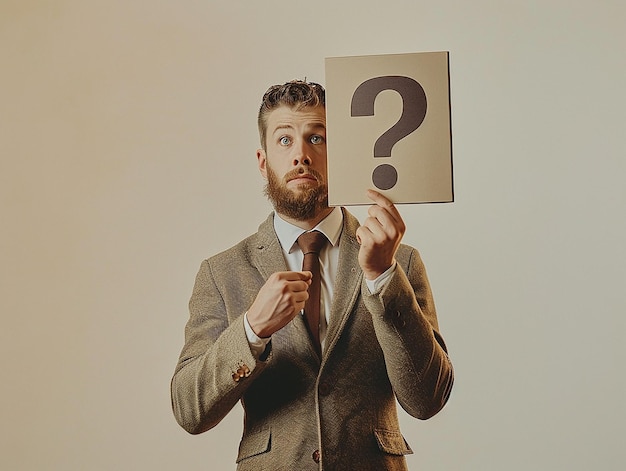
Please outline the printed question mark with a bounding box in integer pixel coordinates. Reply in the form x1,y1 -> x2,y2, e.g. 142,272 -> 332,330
350,76 -> 427,190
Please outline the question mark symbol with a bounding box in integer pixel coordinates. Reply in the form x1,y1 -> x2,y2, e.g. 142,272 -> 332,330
351,76 -> 427,190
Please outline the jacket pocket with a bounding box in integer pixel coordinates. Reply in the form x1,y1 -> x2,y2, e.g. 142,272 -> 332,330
236,427 -> 271,463
374,428 -> 414,456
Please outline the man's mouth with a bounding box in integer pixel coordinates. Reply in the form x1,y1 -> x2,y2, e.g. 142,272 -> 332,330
288,174 -> 317,183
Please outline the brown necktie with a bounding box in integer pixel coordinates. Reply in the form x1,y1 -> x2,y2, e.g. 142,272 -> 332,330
297,230 -> 327,354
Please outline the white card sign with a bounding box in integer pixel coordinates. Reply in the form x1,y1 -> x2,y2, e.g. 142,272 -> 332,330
325,51 -> 453,205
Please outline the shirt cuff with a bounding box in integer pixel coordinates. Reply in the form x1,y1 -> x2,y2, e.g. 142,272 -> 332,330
243,312 -> 271,359
365,261 -> 397,294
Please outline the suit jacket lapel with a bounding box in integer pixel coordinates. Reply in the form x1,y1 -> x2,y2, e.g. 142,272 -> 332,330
249,213 -> 317,356
324,209 -> 363,357
249,213 -> 288,279
250,210 -> 365,362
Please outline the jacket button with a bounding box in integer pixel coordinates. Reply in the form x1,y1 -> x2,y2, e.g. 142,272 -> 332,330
312,449 -> 321,463
232,363 -> 251,383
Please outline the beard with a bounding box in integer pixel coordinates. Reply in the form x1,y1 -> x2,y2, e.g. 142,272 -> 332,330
264,165 -> 329,221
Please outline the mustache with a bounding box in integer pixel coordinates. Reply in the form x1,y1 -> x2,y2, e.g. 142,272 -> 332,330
284,166 -> 323,183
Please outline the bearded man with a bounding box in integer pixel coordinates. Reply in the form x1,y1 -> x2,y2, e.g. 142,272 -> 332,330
171,80 -> 454,471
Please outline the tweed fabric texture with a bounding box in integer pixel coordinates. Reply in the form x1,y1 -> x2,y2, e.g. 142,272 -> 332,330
171,208 -> 453,470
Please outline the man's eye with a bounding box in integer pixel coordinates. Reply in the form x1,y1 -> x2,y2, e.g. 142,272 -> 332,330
279,136 -> 291,146
310,135 -> 324,144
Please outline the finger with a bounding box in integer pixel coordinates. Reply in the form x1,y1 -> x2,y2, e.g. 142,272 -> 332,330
291,279 -> 313,293
366,203 -> 405,240
367,205 -> 393,230
366,189 -> 403,224
297,271 -> 313,285
363,214 -> 404,252
356,223 -> 379,246
279,271 -> 313,282
366,188 -> 392,206
293,289 -> 310,301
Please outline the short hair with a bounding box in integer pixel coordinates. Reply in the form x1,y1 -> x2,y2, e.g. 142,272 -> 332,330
257,80 -> 325,150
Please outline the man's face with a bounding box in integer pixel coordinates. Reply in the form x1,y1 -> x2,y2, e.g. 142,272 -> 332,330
257,105 -> 329,222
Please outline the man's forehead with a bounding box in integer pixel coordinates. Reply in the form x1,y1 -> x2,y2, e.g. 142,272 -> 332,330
267,105 -> 326,130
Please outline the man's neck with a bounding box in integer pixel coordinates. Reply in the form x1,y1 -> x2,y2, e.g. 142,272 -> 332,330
276,206 -> 334,230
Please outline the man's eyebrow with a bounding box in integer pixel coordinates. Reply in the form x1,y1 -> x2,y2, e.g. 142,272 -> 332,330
306,123 -> 327,133
271,123 -> 326,134
271,124 -> 294,134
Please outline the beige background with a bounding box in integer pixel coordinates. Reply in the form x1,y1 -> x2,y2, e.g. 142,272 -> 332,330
1,1 -> 624,470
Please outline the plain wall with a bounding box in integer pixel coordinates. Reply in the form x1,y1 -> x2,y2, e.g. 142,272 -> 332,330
1,1 -> 624,469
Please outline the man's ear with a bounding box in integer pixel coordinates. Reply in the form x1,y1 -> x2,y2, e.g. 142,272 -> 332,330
257,149 -> 268,179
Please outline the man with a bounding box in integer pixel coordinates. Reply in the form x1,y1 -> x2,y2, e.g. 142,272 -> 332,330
171,80 -> 453,470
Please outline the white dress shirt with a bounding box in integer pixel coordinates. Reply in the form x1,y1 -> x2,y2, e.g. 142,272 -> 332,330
244,207 -> 396,357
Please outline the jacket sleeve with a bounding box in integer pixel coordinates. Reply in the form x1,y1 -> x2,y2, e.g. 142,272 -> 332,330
361,245 -> 454,420
170,259 -> 269,434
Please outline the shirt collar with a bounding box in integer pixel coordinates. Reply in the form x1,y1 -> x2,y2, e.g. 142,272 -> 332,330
273,207 -> 343,254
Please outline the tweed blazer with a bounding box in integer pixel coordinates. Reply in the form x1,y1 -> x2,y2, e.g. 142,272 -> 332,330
171,208 -> 453,471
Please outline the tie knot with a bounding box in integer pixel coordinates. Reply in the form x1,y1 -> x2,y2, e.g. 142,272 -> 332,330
297,230 -> 327,255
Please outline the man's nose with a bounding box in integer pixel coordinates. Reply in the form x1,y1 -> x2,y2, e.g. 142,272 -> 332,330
292,140 -> 312,166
